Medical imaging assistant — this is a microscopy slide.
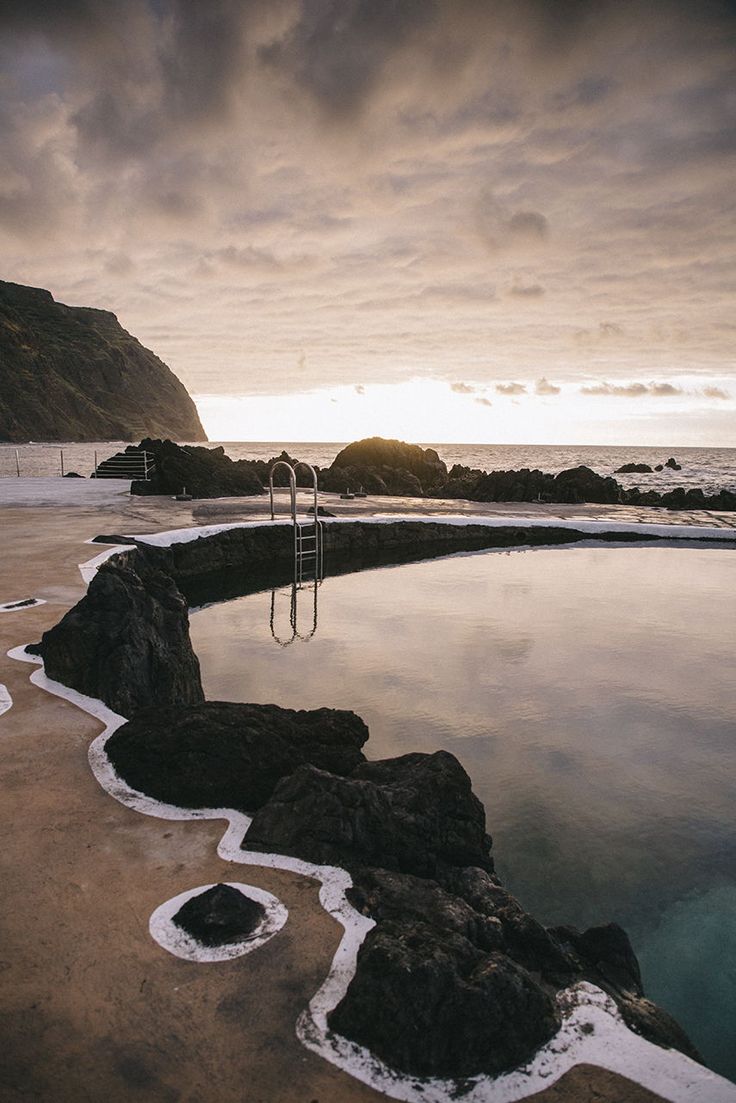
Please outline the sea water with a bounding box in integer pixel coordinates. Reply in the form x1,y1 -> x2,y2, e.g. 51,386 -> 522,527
1,439 -> 735,494
190,542 -> 736,1079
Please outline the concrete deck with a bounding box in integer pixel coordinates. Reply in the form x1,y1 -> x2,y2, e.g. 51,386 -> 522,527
2,480 -> 731,1102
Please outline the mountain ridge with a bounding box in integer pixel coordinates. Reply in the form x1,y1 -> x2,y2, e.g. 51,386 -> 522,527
0,280 -> 206,442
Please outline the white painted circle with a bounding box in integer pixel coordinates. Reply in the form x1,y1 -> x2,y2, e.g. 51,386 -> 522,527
149,881 -> 288,962
0,684 -> 12,717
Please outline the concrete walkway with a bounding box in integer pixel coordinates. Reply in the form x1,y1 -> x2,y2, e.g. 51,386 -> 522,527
3,482 -> 726,1102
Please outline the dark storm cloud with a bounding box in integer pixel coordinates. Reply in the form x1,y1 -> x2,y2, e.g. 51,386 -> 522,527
580,381 -> 684,397
0,0 -> 734,427
258,0 -> 434,119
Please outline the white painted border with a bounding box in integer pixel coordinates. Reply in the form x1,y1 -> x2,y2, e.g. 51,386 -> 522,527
0,683 -> 12,717
7,641 -> 736,1103
78,544 -> 131,585
0,597 -> 46,612
149,882 -> 288,963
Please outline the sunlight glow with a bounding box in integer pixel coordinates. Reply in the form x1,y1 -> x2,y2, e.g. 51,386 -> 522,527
194,378 -> 735,446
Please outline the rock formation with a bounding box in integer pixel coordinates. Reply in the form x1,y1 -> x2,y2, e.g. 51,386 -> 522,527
321,436 -> 448,496
106,700 -> 368,811
99,439 -> 263,497
92,435 -> 734,510
0,280 -> 205,443
107,696 -> 700,1079
245,751 -> 493,878
173,884 -> 265,946
31,555 -> 204,716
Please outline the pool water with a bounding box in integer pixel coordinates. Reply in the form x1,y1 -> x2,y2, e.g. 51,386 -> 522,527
190,543 -> 736,1078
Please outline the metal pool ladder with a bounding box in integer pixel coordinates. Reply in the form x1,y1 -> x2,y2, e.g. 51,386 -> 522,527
268,460 -> 324,585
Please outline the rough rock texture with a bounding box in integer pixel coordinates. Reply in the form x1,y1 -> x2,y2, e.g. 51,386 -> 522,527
336,866 -> 701,1074
244,751 -> 493,878
615,463 -> 653,474
0,280 -> 205,442
173,884 -> 265,946
438,461 -> 735,511
33,557 -> 203,717
464,464 -> 622,505
330,920 -> 560,1078
123,439 -> 263,498
106,700 -> 368,812
323,436 -> 447,496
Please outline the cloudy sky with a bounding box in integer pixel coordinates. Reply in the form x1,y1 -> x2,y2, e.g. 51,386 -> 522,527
1,0 -> 734,444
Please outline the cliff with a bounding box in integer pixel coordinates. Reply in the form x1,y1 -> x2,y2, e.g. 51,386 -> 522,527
0,280 -> 206,442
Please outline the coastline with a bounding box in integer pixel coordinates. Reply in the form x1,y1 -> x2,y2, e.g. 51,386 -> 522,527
1,481 -> 735,1102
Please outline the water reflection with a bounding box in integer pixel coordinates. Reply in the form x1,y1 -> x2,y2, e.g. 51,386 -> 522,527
269,580 -> 321,646
190,543 -> 736,1078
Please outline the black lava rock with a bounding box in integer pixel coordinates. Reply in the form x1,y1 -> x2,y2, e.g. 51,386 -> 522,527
244,750 -> 493,878
34,558 -> 203,717
106,700 -> 368,813
123,439 -> 264,498
328,919 -> 560,1078
173,884 -> 265,946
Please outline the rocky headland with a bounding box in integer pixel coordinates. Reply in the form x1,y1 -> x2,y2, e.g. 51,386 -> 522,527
97,435 -> 736,511
0,280 -> 205,442
31,534 -> 703,1083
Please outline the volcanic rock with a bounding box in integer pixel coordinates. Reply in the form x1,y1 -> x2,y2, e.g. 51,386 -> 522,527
665,457 -> 682,470
173,884 -> 265,946
0,279 -> 205,442
323,437 -> 447,497
106,700 -> 368,813
121,439 -> 263,498
615,463 -> 653,474
33,557 -> 203,717
551,923 -> 642,995
328,920 -> 560,1078
244,750 -> 493,878
349,868 -> 505,953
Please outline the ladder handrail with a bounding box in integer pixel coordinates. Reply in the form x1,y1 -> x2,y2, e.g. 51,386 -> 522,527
293,461 -> 320,519
268,459 -> 324,589
269,460 -> 297,522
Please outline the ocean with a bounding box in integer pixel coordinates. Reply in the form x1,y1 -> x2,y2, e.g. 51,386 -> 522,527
1,440 -> 735,494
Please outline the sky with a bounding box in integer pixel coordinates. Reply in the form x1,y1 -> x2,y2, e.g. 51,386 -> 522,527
1,0 -> 735,445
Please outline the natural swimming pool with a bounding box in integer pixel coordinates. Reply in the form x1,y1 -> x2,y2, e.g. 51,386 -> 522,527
189,542 -> 736,1079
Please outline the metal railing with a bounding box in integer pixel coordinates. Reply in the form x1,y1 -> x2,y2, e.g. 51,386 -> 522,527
268,460 -> 324,583
0,446 -> 155,480
92,450 -> 155,480
267,460 -> 324,645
